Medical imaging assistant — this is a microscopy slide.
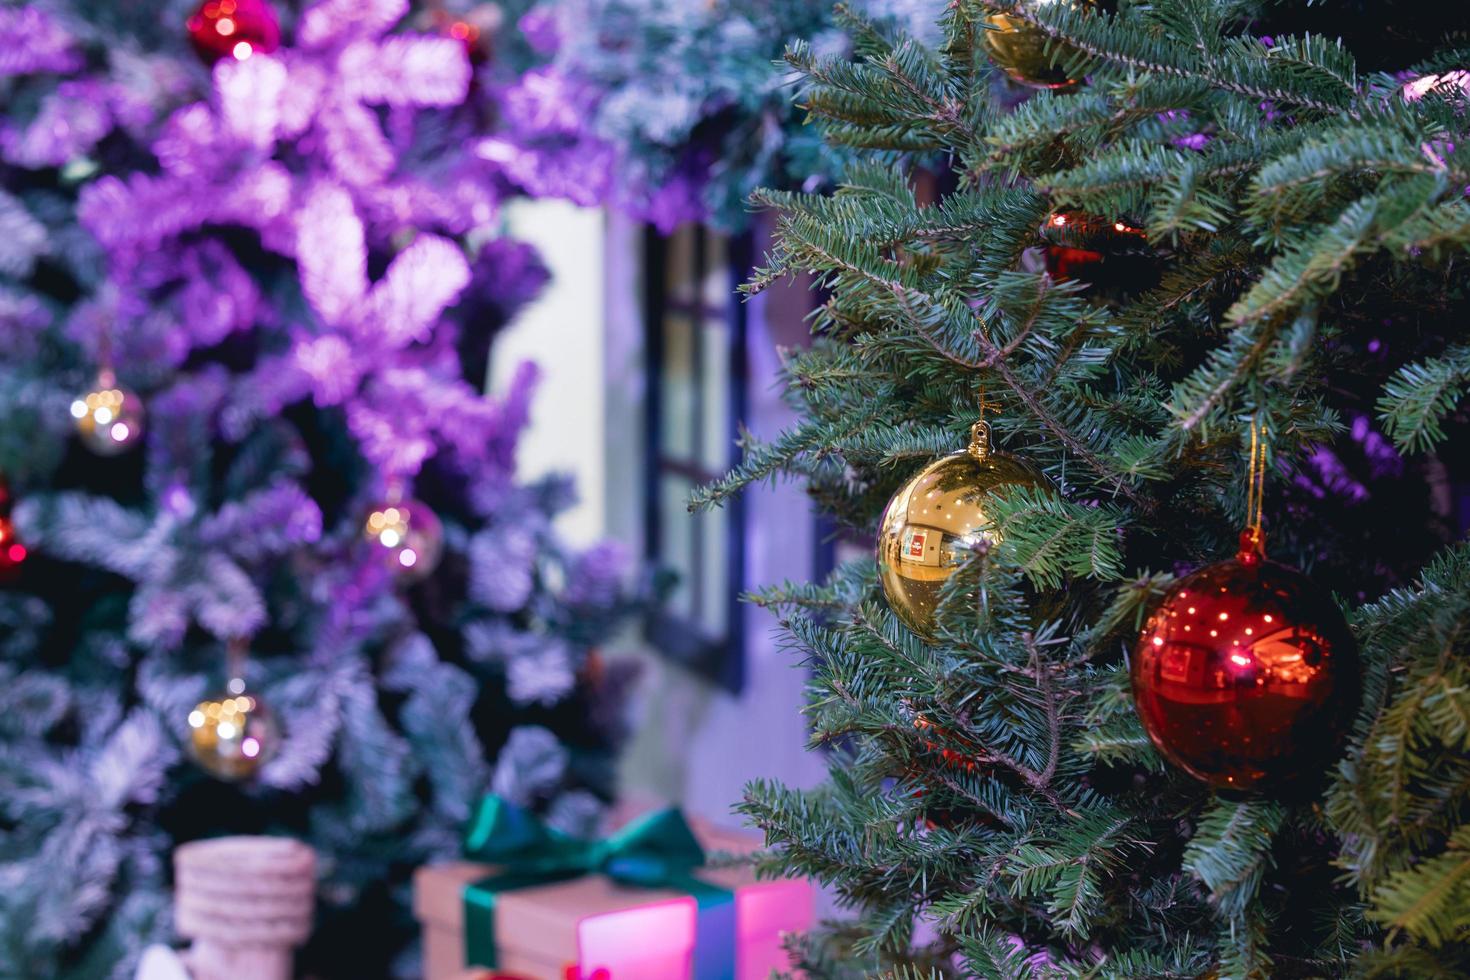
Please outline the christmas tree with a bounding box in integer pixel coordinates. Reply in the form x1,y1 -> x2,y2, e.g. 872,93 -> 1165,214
0,2 -> 638,976
701,2 -> 1470,976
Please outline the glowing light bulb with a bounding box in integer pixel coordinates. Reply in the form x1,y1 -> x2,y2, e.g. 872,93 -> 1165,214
111,422 -> 130,442
233,41 -> 252,59
216,721 -> 237,740
1151,636 -> 1164,647
94,406 -> 113,425
70,400 -> 88,419
379,528 -> 401,548
399,549 -> 417,568
188,710 -> 206,728
242,737 -> 260,758
216,16 -> 236,34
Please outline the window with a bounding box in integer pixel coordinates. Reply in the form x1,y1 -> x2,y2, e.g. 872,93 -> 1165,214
642,225 -> 751,691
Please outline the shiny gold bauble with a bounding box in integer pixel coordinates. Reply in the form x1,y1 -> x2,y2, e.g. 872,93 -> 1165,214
984,0 -> 1096,90
877,421 -> 1048,637
187,685 -> 279,781
70,372 -> 145,456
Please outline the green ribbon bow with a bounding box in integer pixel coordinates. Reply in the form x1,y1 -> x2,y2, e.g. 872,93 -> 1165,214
461,795 -> 736,978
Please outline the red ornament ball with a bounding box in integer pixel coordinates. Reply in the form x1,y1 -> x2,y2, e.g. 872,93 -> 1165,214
187,0 -> 281,64
1131,535 -> 1359,792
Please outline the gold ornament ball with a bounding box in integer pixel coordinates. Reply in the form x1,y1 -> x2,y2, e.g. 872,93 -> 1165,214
364,497 -> 443,581
985,0 -> 1095,90
187,687 -> 279,781
877,421 -> 1048,637
70,376 -> 145,456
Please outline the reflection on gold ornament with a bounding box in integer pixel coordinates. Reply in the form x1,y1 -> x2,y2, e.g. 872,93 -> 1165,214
984,0 -> 1096,90
71,372 -> 145,456
876,420 -> 1048,637
187,681 -> 279,781
1131,532 -> 1360,793
364,495 -> 443,581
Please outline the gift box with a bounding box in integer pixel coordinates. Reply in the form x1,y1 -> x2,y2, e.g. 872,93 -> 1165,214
413,797 -> 814,980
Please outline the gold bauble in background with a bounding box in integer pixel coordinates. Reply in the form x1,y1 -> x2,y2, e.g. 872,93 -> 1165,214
364,496 -> 443,582
70,371 -> 145,456
877,421 -> 1048,637
187,685 -> 279,781
984,0 -> 1096,90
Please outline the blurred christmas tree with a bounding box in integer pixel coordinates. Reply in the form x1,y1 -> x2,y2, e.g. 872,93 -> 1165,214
495,0 -> 940,232
697,2 -> 1470,977
0,2 -> 640,977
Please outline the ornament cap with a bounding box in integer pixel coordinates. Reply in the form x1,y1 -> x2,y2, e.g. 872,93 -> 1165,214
967,420 -> 992,460
1237,526 -> 1266,565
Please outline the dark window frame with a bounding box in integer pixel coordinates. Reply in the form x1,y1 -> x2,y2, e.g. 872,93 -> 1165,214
641,225 -> 752,692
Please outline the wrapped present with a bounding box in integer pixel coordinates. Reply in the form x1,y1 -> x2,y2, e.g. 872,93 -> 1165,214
413,796 -> 814,980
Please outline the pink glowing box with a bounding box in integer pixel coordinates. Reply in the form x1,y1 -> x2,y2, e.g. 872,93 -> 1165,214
412,821 -> 814,980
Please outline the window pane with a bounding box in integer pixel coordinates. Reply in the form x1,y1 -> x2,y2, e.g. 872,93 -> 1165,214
697,502 -> 729,636
658,471 -> 696,622
701,231 -> 728,311
668,225 -> 698,306
699,316 -> 730,473
659,312 -> 697,460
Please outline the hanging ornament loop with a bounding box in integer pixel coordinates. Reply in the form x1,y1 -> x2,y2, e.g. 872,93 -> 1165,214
225,636 -> 249,692
968,420 -> 992,461
1239,416 -> 1268,564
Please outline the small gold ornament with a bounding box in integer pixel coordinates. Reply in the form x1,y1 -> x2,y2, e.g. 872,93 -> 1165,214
70,370 -> 145,456
187,680 -> 279,781
984,0 -> 1095,90
877,420 -> 1048,637
364,493 -> 443,581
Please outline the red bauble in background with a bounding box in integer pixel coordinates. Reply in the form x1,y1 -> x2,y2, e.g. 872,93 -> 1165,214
1131,533 -> 1360,793
1040,211 -> 1159,293
0,479 -> 24,585
187,0 -> 281,64
0,515 -> 26,585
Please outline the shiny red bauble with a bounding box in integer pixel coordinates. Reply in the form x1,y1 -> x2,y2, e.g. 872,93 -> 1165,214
1131,534 -> 1359,793
187,0 -> 281,64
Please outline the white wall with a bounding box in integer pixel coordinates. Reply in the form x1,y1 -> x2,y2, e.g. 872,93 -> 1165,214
490,199 -> 606,547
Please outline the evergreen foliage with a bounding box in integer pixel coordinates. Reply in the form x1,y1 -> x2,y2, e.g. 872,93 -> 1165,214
706,1 -> 1470,974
